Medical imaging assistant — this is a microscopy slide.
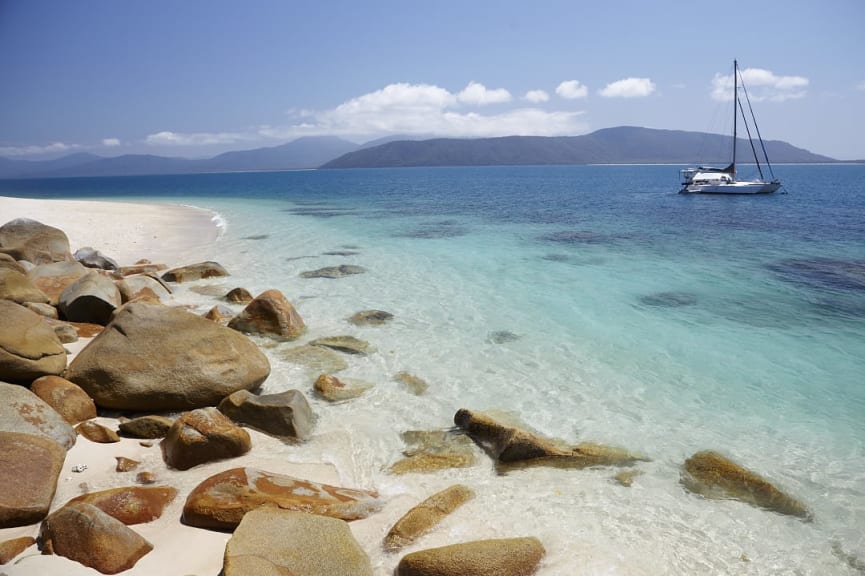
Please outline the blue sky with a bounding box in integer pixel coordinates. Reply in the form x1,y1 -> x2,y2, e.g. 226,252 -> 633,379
1,0 -> 864,160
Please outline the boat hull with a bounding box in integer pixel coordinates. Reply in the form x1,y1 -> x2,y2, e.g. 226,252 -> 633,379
679,181 -> 781,195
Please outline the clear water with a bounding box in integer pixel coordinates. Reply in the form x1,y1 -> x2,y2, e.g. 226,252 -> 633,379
3,165 -> 864,574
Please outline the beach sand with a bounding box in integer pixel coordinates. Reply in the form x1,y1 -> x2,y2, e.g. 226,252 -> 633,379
0,196 -> 394,575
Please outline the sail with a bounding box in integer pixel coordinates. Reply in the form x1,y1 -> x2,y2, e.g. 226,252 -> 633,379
721,162 -> 735,174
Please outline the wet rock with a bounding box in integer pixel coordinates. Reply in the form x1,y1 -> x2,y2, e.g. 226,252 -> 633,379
389,430 -> 476,475
0,431 -> 66,528
58,271 -> 122,325
119,263 -> 167,276
218,389 -> 314,441
39,501 -> 153,574
396,537 -> 545,576
393,371 -> 429,395
225,286 -> 253,303
639,291 -> 698,307
26,260 -> 89,304
348,309 -> 394,326
115,457 -> 140,472
0,536 -> 36,564
0,268 -> 49,304
116,273 -> 172,304
118,415 -> 174,439
300,264 -> 366,279
0,218 -> 72,264
161,407 -> 251,471
310,335 -> 375,355
182,467 -> 382,530
613,469 -> 643,488
30,375 -> 97,424
161,260 -> 229,282
227,289 -> 306,340
314,373 -> 373,401
202,304 -> 234,324
0,382 -> 76,449
454,409 -> 648,471
0,300 -> 67,381
66,486 -> 177,525
76,420 -> 120,443
680,450 -> 811,519
224,508 -> 373,576
66,303 -> 270,411
136,472 -> 157,485
74,247 -> 118,271
281,345 -> 348,373
384,484 -> 475,552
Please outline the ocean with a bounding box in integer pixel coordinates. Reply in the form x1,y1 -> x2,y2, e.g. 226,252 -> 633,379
2,164 -> 864,574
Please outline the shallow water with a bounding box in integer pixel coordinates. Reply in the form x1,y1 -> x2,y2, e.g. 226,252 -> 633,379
3,164 -> 864,574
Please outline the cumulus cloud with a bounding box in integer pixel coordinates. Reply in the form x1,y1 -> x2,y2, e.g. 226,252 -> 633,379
599,78 -> 656,98
145,130 -> 251,146
711,67 -> 808,102
457,81 -> 512,105
0,142 -> 77,157
523,90 -> 549,103
102,138 -> 121,147
556,80 -> 588,99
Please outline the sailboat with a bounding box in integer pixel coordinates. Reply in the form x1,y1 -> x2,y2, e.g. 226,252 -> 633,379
679,60 -> 782,194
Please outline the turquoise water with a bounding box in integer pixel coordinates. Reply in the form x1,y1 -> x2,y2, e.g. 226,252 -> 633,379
2,165 -> 864,573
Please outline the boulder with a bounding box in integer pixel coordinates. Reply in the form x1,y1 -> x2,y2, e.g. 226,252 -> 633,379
76,420 -> 120,443
225,286 -> 253,303
27,261 -> 90,304
347,309 -> 393,326
454,409 -> 648,471
0,536 -> 36,564
39,501 -> 153,574
0,252 -> 26,274
24,301 -> 58,318
224,508 -> 372,576
182,467 -> 382,530
161,260 -> 229,282
58,271 -> 121,325
0,382 -> 76,449
218,389 -> 314,441
0,218 -> 71,264
73,246 -> 118,271
310,335 -> 375,355
161,408 -> 252,470
116,273 -> 172,304
0,268 -> 49,304
0,300 -> 66,381
65,303 -> 270,410
384,484 -> 475,551
314,373 -> 373,401
0,431 -> 65,528
227,289 -> 306,340
66,486 -> 177,525
681,450 -> 811,519
396,537 -> 546,576
300,264 -> 366,279
281,344 -> 348,373
30,375 -> 97,424
389,430 -> 477,475
118,415 -> 175,439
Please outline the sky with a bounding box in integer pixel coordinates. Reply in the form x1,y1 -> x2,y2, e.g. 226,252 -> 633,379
1,0 -> 864,161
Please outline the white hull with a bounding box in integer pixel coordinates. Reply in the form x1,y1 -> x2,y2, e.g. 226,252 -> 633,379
680,180 -> 781,194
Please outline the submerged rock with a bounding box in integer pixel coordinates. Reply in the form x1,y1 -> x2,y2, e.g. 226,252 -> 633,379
281,345 -> 348,373
161,261 -> 229,282
639,291 -> 698,307
389,430 -> 476,475
384,484 -> 475,552
488,330 -> 520,344
768,257 -> 865,292
300,264 -> 366,279
310,335 -> 375,355
393,371 -> 429,395
396,537 -> 545,576
348,309 -> 394,326
314,373 -> 374,401
680,450 -> 811,519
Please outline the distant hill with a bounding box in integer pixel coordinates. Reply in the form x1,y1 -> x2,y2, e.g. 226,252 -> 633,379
0,136 -> 359,179
321,127 -> 834,169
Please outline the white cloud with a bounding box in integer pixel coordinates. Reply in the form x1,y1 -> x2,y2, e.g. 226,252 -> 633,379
556,80 -> 588,99
523,90 -> 549,103
855,80 -> 865,91
0,142 -> 77,157
599,77 -> 656,98
144,130 -> 252,146
102,138 -> 121,147
711,67 -> 808,102
457,81 -> 512,105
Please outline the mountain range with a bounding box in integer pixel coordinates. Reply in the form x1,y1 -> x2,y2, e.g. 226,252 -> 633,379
0,127 -> 838,179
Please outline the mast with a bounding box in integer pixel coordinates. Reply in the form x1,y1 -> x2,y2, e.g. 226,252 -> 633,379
731,60 -> 738,176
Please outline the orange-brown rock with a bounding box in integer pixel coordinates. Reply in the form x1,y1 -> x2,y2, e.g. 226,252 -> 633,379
0,431 -> 65,528
0,301 -> 67,382
57,271 -> 121,325
0,218 -> 72,264
0,252 -> 25,274
136,472 -> 157,485
118,415 -> 174,439
225,286 -> 253,303
389,430 -> 476,475
115,457 -> 140,472
0,268 -> 49,304
182,467 -> 383,530
384,484 -> 475,551
0,381 -> 76,449
227,289 -> 306,340
0,536 -> 36,564
30,375 -> 97,424
314,373 -> 373,401
66,486 -> 177,525
76,420 -> 120,443
160,408 -> 251,470
116,273 -> 172,304
161,261 -> 229,282
39,501 -> 153,574
454,409 -> 648,470
396,537 -> 545,576
681,450 -> 811,519
203,304 -> 233,324
26,260 -> 89,304
119,263 -> 167,276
